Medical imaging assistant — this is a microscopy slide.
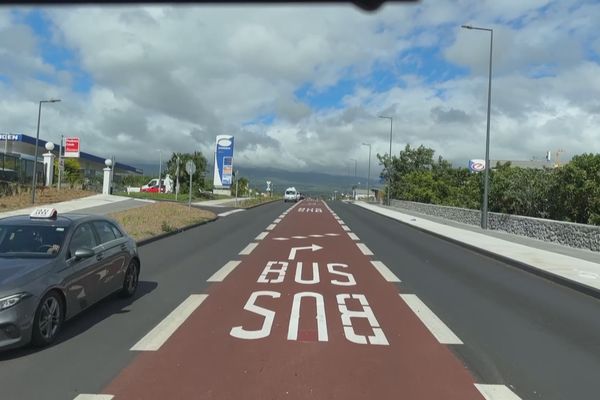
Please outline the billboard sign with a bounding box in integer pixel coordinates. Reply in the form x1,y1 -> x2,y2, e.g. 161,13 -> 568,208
64,137 -> 80,158
468,159 -> 486,172
0,134 -> 20,141
213,135 -> 234,189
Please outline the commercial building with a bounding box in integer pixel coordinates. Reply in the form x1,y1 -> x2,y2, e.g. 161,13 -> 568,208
1,133 -> 142,185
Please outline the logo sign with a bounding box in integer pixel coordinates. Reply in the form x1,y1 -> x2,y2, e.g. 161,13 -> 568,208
468,159 -> 486,172
213,135 -> 235,189
185,160 -> 196,175
64,137 -> 80,158
0,134 -> 20,141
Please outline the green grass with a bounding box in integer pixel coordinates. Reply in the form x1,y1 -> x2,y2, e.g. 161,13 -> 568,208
238,196 -> 282,208
117,191 -> 232,202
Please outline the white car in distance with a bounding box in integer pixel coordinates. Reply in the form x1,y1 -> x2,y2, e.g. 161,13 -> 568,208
284,187 -> 300,202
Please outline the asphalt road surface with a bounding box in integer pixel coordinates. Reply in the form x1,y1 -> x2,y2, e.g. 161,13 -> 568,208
1,199 -> 598,399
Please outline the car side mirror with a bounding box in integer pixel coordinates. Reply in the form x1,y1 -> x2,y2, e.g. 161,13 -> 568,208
74,248 -> 95,260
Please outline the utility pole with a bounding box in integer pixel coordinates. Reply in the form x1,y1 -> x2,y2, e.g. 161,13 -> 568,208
362,143 -> 372,202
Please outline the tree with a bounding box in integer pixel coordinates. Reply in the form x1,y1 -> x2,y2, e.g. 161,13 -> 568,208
548,153 -> 600,224
165,151 -> 208,195
63,158 -> 83,189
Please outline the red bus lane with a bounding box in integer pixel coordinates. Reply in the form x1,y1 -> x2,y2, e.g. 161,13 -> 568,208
104,200 -> 484,399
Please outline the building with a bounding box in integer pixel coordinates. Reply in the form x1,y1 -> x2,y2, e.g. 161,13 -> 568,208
1,133 -> 142,185
490,159 -> 565,169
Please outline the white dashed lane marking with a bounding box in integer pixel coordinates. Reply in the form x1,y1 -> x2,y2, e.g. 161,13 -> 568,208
266,224 -> 276,231
208,260 -> 242,282
399,294 -> 463,345
474,384 -> 523,400
370,261 -> 401,282
131,295 -> 208,351
239,242 -> 259,255
348,232 -> 360,241
73,395 -> 114,400
356,243 -> 374,255
255,231 -> 269,241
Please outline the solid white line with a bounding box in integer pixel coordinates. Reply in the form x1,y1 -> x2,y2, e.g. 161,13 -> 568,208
131,294 -> 208,351
474,384 -> 522,400
341,225 -> 351,231
255,231 -> 269,241
73,396 -> 114,400
370,261 -> 401,282
274,218 -> 282,223
239,242 -> 259,255
356,243 -> 373,255
208,260 -> 241,282
217,209 -> 245,217
348,232 -> 360,241
399,294 -> 463,345
266,224 -> 276,231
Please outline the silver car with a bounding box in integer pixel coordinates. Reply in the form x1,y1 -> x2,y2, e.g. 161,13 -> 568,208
0,209 -> 140,350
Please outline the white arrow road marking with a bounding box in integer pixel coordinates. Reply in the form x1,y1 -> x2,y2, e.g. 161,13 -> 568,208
288,244 -> 323,260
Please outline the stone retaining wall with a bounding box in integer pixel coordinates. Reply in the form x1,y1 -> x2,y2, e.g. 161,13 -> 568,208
390,200 -> 600,252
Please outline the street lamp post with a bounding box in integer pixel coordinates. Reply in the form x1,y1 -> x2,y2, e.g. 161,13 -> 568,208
362,143 -> 371,202
350,158 -> 357,199
379,115 -> 393,205
156,149 -> 162,193
461,24 -> 493,229
32,99 -> 61,204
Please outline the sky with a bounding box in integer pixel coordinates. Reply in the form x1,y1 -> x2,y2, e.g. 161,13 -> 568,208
1,0 -> 599,178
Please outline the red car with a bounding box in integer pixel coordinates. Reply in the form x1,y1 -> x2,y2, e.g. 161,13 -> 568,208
140,179 -> 165,193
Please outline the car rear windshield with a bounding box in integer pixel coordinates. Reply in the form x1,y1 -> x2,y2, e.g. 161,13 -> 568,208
0,225 -> 68,258
286,191 -> 296,195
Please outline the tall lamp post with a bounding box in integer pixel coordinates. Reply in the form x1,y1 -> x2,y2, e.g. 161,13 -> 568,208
461,24 -> 493,229
156,149 -> 162,192
32,98 -> 61,204
362,142 -> 371,201
350,158 -> 357,199
379,115 -> 393,205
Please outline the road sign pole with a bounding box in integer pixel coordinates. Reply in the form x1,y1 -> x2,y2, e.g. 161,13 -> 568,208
189,175 -> 192,209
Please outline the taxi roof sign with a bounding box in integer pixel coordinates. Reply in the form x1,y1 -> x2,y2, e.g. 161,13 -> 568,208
30,207 -> 58,219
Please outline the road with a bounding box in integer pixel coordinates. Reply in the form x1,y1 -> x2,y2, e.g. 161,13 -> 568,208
0,200 -> 599,399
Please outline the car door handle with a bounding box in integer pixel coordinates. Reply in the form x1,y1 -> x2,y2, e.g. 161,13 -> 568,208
96,253 -> 104,261
120,244 -> 127,251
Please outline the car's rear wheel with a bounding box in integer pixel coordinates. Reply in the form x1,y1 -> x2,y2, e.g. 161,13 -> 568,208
31,291 -> 64,347
120,259 -> 139,298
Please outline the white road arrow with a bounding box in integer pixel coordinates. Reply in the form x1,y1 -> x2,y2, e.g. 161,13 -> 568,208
288,244 -> 323,260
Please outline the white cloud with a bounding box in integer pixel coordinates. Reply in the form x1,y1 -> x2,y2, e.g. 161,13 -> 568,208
0,2 -> 599,178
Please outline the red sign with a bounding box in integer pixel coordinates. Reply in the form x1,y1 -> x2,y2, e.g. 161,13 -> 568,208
64,137 -> 80,158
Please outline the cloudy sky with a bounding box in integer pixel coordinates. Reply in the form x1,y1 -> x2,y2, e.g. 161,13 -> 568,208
1,1 -> 599,176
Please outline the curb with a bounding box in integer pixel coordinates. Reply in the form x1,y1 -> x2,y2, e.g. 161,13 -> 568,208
348,203 -> 600,300
136,216 -> 218,247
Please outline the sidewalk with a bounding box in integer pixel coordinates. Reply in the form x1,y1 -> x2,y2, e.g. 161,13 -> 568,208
0,194 -> 152,219
354,202 -> 600,293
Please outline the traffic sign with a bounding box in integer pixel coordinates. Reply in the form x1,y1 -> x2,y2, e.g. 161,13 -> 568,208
185,160 -> 196,175
64,137 -> 80,158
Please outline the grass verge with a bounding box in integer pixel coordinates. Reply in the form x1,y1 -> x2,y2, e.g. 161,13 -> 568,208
109,202 -> 216,242
238,196 -> 283,208
118,191 -> 231,202
0,188 -> 96,212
